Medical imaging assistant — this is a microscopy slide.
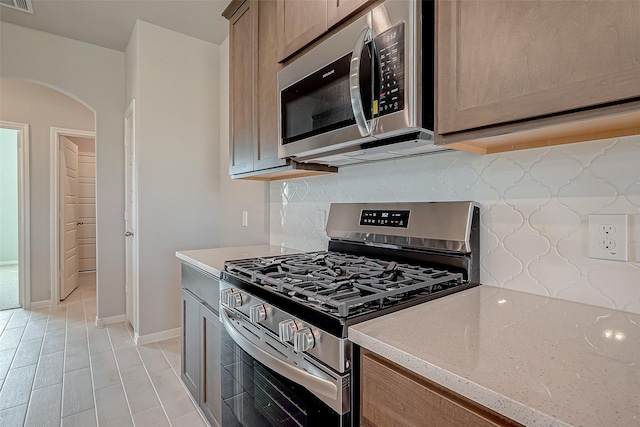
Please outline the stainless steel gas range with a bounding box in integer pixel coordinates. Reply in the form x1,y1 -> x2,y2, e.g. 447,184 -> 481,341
218,201 -> 480,427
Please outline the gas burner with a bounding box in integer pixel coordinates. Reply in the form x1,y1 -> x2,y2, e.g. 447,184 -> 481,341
226,251 -> 464,318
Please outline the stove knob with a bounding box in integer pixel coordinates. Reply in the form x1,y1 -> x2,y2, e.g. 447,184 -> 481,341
220,289 -> 235,306
229,291 -> 244,308
293,328 -> 315,353
249,304 -> 267,323
278,319 -> 299,342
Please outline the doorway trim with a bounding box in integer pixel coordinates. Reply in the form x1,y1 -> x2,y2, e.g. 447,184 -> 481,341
50,127 -> 95,305
124,100 -> 139,336
0,121 -> 30,309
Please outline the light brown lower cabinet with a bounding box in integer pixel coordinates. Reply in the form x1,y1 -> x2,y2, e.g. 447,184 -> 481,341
360,351 -> 522,427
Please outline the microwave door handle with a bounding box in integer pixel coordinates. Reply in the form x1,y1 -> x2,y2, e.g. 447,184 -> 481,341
220,307 -> 339,401
350,27 -> 373,137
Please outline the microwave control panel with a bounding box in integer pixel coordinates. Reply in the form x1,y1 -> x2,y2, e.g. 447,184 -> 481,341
360,210 -> 410,228
376,23 -> 405,117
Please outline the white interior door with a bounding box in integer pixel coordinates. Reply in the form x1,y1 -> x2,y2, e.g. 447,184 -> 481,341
60,137 -> 79,300
77,149 -> 96,271
124,101 -> 138,330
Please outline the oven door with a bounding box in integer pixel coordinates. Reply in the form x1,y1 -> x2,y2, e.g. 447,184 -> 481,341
220,307 -> 350,427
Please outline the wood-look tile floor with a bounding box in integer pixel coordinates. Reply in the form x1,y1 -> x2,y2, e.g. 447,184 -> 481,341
0,272 -> 207,427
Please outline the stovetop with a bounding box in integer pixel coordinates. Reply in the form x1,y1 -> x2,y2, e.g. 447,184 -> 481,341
221,202 -> 480,338
224,251 -> 467,319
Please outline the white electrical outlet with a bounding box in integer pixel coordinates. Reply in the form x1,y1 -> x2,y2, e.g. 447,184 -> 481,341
588,214 -> 628,261
242,211 -> 248,227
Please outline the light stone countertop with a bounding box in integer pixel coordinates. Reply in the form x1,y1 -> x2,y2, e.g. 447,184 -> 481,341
176,245 -> 299,277
349,286 -> 640,427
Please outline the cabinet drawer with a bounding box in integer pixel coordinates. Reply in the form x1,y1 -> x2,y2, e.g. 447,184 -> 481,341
181,263 -> 219,310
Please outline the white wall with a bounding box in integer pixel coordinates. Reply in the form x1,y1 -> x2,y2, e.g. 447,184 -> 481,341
0,22 -> 126,316
125,21 -> 222,336
0,128 -> 19,263
0,79 -> 94,301
218,37 -> 270,247
270,137 -> 640,314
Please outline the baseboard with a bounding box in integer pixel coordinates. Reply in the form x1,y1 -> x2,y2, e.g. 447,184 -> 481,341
134,327 -> 181,345
0,261 -> 18,266
30,300 -> 52,308
95,314 -> 126,326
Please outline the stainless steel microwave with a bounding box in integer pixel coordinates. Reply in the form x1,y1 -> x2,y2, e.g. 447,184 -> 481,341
278,0 -> 449,166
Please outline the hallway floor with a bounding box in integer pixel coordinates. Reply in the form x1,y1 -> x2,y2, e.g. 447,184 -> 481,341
0,272 -> 207,426
0,265 -> 20,311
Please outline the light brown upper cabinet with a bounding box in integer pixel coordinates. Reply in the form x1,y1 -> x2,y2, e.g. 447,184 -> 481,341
277,0 -> 328,62
224,0 -> 337,180
327,0 -> 374,28
277,0 -> 377,62
227,0 -> 258,176
437,0 -> 640,154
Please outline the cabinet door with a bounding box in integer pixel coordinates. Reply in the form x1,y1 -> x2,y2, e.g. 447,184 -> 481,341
361,352 -> 518,427
200,304 -> 222,427
437,1 -> 640,135
181,289 -> 200,401
229,0 -> 258,175
327,0 -> 372,28
254,0 -> 288,171
277,0 -> 328,62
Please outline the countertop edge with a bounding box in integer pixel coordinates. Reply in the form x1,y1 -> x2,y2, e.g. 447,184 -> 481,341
348,328 -> 570,427
175,251 -> 222,277
176,245 -> 300,279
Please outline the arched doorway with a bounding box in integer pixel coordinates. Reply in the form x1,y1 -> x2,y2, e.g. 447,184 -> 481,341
0,78 -> 97,309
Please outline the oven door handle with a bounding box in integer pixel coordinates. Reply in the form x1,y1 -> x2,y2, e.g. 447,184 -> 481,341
350,26 -> 376,137
220,308 -> 338,401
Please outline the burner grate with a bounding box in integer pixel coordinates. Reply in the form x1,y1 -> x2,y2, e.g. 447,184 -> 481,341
225,252 -> 464,317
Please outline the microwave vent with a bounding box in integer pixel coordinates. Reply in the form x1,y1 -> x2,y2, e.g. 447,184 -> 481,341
388,144 -> 452,156
0,0 -> 34,13
295,133 -> 453,167
344,152 -> 405,162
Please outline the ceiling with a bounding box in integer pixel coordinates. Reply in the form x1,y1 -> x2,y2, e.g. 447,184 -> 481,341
0,0 -> 231,51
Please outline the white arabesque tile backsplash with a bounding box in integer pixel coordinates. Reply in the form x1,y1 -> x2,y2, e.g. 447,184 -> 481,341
270,136 -> 640,314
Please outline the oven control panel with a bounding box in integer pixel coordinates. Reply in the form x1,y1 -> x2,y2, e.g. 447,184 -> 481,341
360,209 -> 410,228
376,22 -> 405,117
219,280 -> 351,374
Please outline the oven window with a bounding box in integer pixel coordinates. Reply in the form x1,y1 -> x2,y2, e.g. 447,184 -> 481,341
280,40 -> 378,146
220,329 -> 347,427
281,53 -> 355,145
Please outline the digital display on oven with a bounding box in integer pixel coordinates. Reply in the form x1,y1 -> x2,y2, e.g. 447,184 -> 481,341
360,210 -> 410,228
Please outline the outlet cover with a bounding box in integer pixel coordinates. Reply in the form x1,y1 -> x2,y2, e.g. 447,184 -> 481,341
588,214 -> 628,261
